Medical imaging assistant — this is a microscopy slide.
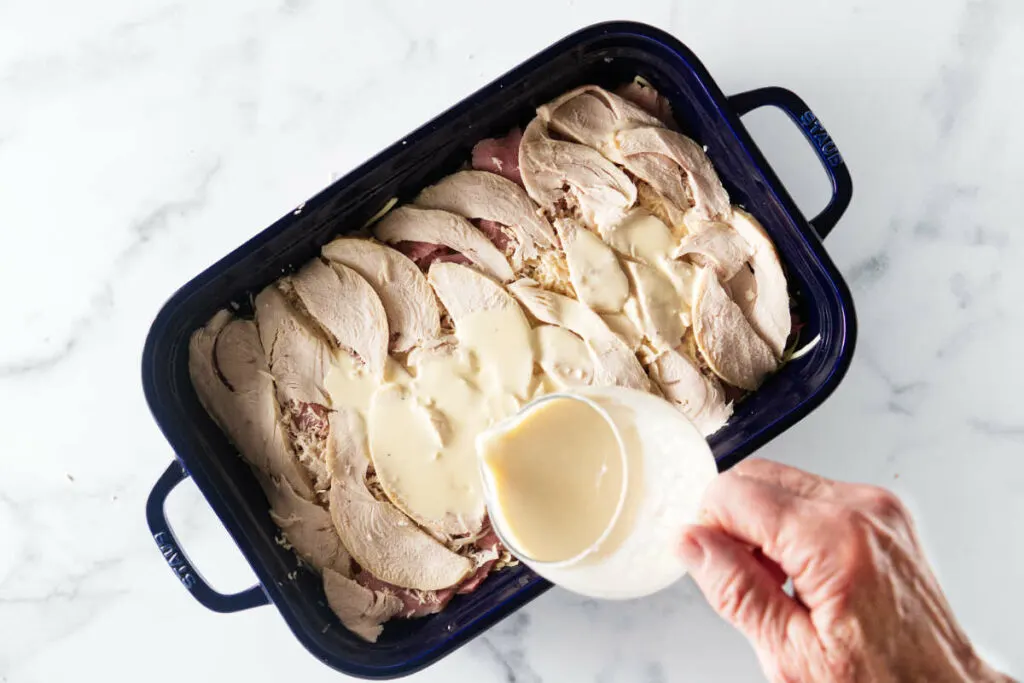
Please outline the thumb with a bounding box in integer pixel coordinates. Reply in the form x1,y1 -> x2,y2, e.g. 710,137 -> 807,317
679,525 -> 808,653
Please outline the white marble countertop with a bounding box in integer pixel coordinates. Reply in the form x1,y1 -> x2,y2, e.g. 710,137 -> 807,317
2,0 -> 1022,680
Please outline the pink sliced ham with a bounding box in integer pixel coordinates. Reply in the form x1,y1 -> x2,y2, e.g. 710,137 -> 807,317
351,527 -> 504,618
294,402 -> 330,436
393,241 -> 472,268
391,222 -> 508,273
429,251 -> 473,266
355,571 -> 457,618
472,127 -> 524,187
457,529 -> 501,595
472,218 -> 511,251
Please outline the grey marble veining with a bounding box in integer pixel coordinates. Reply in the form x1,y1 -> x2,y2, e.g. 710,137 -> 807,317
2,0 -> 1022,680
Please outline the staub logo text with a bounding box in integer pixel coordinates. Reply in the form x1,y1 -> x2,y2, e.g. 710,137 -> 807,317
155,531 -> 198,589
799,111 -> 843,168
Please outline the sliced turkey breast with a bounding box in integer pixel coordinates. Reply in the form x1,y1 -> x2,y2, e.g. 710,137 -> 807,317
554,217 -> 629,313
509,280 -> 650,392
415,170 -> 557,268
254,285 -> 331,407
615,79 -> 675,127
326,409 -> 473,591
323,568 -> 403,643
649,346 -> 732,436
519,117 -> 637,229
263,475 -> 351,576
321,238 -> 441,354
214,306 -> 332,495
634,180 -> 688,234
426,261 -> 519,320
725,209 -> 791,358
189,311 -> 313,500
375,206 -> 514,282
537,84 -> 662,162
616,127 -> 730,226
673,220 -> 753,281
290,259 -> 389,380
693,268 -> 778,391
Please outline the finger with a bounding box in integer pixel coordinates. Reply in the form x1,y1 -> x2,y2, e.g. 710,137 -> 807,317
698,472 -> 821,579
732,458 -> 835,500
753,548 -> 787,587
679,525 -> 811,654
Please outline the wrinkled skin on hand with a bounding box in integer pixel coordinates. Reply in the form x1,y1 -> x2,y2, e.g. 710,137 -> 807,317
679,459 -> 1014,683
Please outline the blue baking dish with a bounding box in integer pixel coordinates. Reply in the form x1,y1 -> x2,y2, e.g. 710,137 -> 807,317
142,21 -> 856,679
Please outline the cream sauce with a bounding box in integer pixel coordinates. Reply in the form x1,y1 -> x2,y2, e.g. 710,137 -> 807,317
598,208 -> 696,349
624,260 -> 687,353
364,308 -> 536,531
325,353 -> 407,412
559,222 -> 630,313
534,325 -> 594,389
477,396 -> 625,563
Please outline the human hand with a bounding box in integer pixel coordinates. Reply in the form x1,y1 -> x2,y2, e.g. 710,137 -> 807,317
678,458 -> 1013,683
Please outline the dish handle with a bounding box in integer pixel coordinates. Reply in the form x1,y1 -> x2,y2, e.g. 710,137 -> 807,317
729,86 -> 853,240
146,461 -> 270,613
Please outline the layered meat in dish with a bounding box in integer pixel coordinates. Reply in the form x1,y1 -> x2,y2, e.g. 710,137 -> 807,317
188,79 -> 793,642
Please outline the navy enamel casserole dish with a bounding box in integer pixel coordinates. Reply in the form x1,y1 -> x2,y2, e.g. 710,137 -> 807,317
142,21 -> 856,679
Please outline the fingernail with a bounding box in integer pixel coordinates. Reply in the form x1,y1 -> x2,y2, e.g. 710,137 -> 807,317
678,530 -> 705,569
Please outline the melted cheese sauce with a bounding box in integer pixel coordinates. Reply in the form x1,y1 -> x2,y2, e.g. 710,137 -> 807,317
325,353 -> 407,412
535,325 -> 594,389
477,396 -> 625,563
600,208 -> 677,264
599,208 -> 697,345
561,225 -> 629,313
362,308 -> 536,530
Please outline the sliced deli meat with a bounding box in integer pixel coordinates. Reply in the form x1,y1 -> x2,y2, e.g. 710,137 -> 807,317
321,238 -> 442,354
375,206 -> 514,282
471,127 -> 524,186
323,568 -> 403,643
326,410 -> 474,591
519,117 -> 637,229
189,312 -> 313,500
615,78 -> 675,127
600,311 -> 645,352
693,267 -> 779,391
264,475 -> 351,576
355,571 -> 457,619
254,285 -> 332,407
725,209 -> 792,358
415,170 -> 557,267
649,345 -> 732,436
367,263 -> 536,539
538,84 -> 662,161
673,220 -> 753,281
616,127 -> 731,226
290,259 -> 389,380
509,279 -> 650,392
